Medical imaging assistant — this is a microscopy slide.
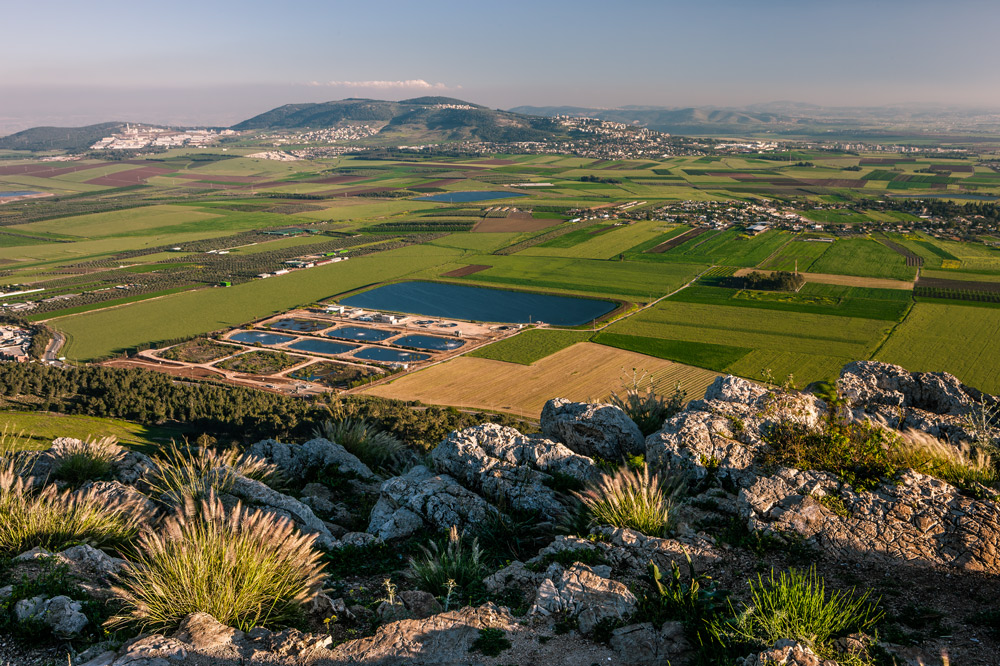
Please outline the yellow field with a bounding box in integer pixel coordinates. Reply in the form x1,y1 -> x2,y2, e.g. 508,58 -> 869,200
362,342 -> 721,419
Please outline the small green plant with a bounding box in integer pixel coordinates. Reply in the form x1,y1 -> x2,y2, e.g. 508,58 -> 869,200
574,464 -> 683,537
408,526 -> 487,601
147,441 -> 277,504
51,437 -> 124,486
815,493 -> 850,518
713,566 -> 882,660
642,550 -> 726,647
313,418 -> 408,472
109,494 -> 326,632
470,627 -> 512,656
890,429 -> 997,494
473,507 -> 554,567
0,462 -> 148,556
609,368 -> 686,436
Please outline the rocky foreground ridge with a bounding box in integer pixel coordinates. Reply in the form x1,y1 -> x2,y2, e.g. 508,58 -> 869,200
3,361 -> 999,666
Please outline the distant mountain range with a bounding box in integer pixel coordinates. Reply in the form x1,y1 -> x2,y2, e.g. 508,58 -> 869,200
0,122 -> 127,152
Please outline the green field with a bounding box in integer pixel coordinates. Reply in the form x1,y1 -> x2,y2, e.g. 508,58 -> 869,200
517,219 -> 672,260
669,283 -> 911,321
807,237 -> 917,280
761,239 -> 833,271
458,255 -> 705,300
628,229 -> 793,267
0,411 -> 182,453
877,302 -> 1000,393
467,329 -> 593,365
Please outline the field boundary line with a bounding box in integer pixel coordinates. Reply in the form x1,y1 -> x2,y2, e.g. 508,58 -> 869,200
869,297 -> 916,360
756,233 -> 795,269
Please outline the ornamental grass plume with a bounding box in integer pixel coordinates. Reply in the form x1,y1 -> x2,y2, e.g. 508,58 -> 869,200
890,428 -> 997,490
109,493 -> 326,632
0,460 -> 149,556
147,440 -> 278,504
51,436 -> 124,485
574,464 -> 682,537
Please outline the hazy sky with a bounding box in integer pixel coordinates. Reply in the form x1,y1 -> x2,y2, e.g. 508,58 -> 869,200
3,0 -> 999,133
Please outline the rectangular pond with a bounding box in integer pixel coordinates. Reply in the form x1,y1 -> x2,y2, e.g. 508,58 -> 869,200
392,334 -> 465,351
287,339 -> 359,356
351,347 -> 430,363
414,190 -> 525,203
268,318 -> 331,333
326,326 -> 397,342
341,281 -> 615,327
229,331 -> 296,346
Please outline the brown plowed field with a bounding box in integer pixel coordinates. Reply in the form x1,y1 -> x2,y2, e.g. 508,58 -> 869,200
442,264 -> 492,277
646,227 -> 707,253
304,175 -> 368,185
879,239 -> 924,267
918,276 -> 1000,293
85,166 -> 174,186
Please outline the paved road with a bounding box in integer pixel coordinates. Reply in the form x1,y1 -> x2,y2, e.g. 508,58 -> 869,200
43,330 -> 66,365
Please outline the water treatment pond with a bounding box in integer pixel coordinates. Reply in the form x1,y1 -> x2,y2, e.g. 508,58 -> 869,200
229,331 -> 295,346
341,281 -> 615,327
413,191 -> 525,203
392,334 -> 465,351
268,318 -> 330,333
326,326 -> 397,342
352,347 -> 430,363
287,339 -> 359,356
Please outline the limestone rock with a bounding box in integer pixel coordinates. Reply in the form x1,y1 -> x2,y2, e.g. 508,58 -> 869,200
367,465 -> 498,540
530,563 -> 638,634
173,612 -> 240,651
330,603 -> 513,664
15,594 -> 89,638
248,437 -> 376,481
541,398 -> 644,459
610,621 -> 691,666
216,469 -> 336,548
738,639 -> 837,666
432,423 -> 597,515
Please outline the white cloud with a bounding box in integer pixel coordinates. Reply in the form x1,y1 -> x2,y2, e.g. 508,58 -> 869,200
306,79 -> 459,90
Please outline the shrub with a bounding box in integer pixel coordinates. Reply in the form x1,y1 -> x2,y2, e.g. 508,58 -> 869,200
313,418 -> 408,472
109,495 -> 325,632
147,441 -> 277,504
642,550 -> 726,648
0,462 -> 148,556
609,369 -> 686,436
51,437 -> 123,485
714,566 -> 882,659
469,627 -> 512,656
408,526 -> 487,600
762,419 -> 897,492
890,429 -> 997,493
574,464 -> 683,537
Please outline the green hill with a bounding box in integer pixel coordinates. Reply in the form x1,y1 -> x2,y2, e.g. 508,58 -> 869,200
0,122 -> 127,152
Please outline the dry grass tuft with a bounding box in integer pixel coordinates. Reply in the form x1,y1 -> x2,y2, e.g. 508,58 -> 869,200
574,464 -> 682,537
147,441 -> 278,504
52,436 -> 124,485
891,429 -> 997,490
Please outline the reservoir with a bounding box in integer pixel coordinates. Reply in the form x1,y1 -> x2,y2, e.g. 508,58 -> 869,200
268,318 -> 330,333
287,339 -> 359,356
392,334 -> 465,351
341,281 -> 615,327
326,326 -> 397,342
229,331 -> 295,345
414,191 -> 525,203
352,347 -> 430,363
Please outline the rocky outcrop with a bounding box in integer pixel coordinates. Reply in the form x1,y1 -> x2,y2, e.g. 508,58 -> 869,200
367,465 -> 498,540
541,398 -> 645,459
738,639 -> 839,666
738,467 -> 1000,573
431,423 -> 598,515
610,621 -> 691,666
530,563 -> 638,635
248,437 -> 377,481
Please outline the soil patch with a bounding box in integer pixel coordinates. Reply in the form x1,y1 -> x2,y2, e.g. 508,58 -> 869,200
442,264 -> 492,277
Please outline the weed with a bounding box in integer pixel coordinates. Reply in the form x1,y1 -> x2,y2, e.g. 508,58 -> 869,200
815,494 -> 850,518
640,550 -> 726,648
0,461 -> 148,556
609,368 -> 686,436
712,565 -> 882,660
109,494 -> 325,632
470,627 -> 511,656
51,437 -> 123,486
408,526 -> 487,601
575,464 -> 683,537
147,440 -> 277,504
313,418 -> 409,472
890,429 -> 997,496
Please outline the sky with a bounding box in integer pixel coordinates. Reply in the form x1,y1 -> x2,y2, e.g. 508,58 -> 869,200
2,0 -> 1000,133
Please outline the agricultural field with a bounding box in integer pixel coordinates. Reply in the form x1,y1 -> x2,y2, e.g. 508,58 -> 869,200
159,339 -> 239,364
215,350 -> 305,374
0,146 -> 996,415
363,342 -> 721,418
0,411 -> 182,453
877,303 -> 1000,393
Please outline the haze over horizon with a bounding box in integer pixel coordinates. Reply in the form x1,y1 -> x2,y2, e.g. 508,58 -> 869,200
3,0 -> 1000,134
